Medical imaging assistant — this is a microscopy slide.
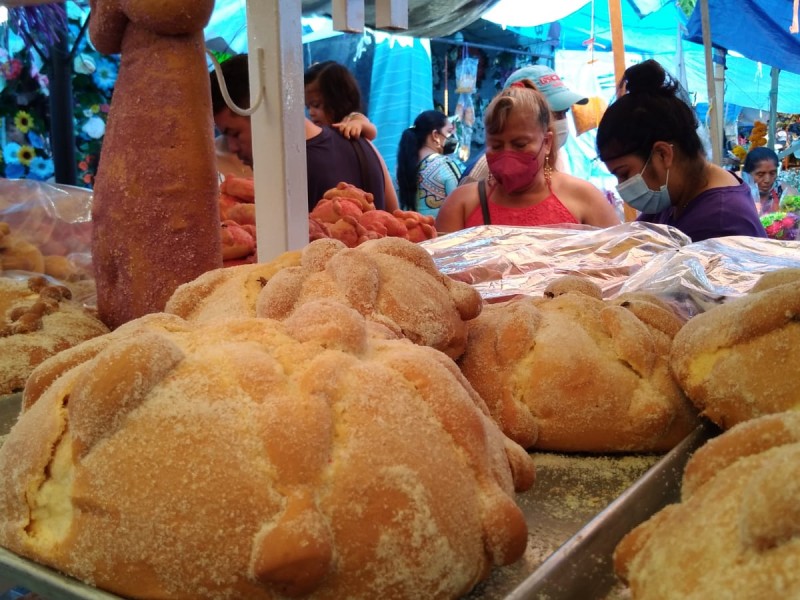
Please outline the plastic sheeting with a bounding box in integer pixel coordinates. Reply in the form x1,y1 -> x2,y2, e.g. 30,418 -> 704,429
422,223 -> 800,319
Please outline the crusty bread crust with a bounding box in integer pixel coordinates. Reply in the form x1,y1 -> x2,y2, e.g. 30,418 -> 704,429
0,301 -> 533,599
459,278 -> 697,452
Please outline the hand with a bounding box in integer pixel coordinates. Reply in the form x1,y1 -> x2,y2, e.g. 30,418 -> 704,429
332,119 -> 364,140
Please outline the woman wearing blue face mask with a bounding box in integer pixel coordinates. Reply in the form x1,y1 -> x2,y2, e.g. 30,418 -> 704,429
597,60 -> 766,242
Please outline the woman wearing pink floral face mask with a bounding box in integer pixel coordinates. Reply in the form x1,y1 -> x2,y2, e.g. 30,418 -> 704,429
436,80 -> 619,233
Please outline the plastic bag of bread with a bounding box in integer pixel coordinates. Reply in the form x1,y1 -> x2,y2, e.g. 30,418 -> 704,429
0,300 -> 534,600
0,274 -> 108,395
613,411 -> 800,599
670,268 -> 800,429
167,237 -> 482,360
458,276 -> 699,451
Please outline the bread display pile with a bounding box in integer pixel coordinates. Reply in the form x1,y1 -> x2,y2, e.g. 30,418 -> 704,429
458,276 -> 699,452
670,268 -> 800,429
0,298 -> 534,599
0,275 -> 108,395
613,411 -> 800,599
167,236 -> 482,360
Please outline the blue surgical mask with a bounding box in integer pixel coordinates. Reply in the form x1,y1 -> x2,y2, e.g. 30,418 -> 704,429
616,154 -> 671,214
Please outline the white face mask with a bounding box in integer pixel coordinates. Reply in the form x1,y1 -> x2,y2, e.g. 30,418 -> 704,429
553,119 -> 569,149
616,152 -> 671,214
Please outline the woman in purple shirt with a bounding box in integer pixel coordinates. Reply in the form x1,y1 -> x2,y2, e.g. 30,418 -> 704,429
596,60 -> 766,242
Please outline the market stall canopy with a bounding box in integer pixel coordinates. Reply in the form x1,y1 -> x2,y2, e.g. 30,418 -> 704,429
685,0 -> 800,76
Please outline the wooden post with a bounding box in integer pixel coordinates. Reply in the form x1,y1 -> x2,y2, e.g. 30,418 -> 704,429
608,0 -> 637,222
246,0 -> 308,259
700,0 -> 722,165
376,0 -> 408,30
768,66 -> 780,149
332,0 -> 365,32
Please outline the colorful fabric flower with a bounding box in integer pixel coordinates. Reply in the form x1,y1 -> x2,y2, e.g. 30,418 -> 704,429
81,115 -> 106,139
27,130 -> 45,150
27,156 -> 54,180
92,56 -> 118,91
0,58 -> 23,80
16,145 -> 35,166
3,142 -> 21,164
74,53 -> 95,75
4,163 -> 25,178
14,110 -> 33,133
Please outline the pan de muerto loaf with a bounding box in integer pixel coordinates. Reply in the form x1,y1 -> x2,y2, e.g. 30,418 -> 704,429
89,0 -> 222,329
613,411 -> 800,599
167,237 -> 483,360
670,268 -> 800,430
459,276 -> 698,451
0,300 -> 534,600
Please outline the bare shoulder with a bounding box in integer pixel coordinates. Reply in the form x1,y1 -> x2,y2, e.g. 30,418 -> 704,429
552,172 -> 620,226
436,182 -> 480,233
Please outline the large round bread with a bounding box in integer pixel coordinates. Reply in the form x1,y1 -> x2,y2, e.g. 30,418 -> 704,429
0,276 -> 109,394
613,411 -> 800,599
167,237 -> 483,361
458,277 -> 698,451
670,270 -> 800,429
0,300 -> 534,599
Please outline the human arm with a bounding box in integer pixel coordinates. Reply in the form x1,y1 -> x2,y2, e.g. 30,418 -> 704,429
365,140 -> 398,212
555,173 -> 620,228
332,112 -> 377,141
435,184 -> 475,233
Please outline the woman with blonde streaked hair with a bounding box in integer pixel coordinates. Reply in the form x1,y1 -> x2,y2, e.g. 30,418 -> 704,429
436,79 -> 619,233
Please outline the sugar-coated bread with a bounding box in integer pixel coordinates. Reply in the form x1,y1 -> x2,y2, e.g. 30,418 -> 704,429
0,301 -> 534,599
459,277 -> 698,451
168,238 -> 483,360
89,0 -> 221,329
670,270 -> 800,429
0,276 -> 108,395
613,411 -> 800,599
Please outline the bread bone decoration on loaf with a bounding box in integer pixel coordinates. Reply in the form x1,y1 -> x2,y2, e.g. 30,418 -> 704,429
670,268 -> 800,430
458,276 -> 699,451
0,300 -> 534,599
613,411 -> 800,599
166,236 -> 483,360
0,276 -> 109,395
89,0 -> 222,329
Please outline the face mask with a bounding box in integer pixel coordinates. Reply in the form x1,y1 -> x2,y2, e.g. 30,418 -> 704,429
553,119 -> 569,149
616,154 -> 671,214
486,145 -> 544,193
442,136 -> 458,155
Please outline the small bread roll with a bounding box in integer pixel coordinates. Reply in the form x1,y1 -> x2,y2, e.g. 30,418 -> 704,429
614,411 -> 800,599
0,301 -> 533,599
670,270 -> 800,429
459,278 -> 697,451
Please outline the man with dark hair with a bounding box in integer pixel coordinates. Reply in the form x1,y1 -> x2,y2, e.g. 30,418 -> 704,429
209,54 -> 396,211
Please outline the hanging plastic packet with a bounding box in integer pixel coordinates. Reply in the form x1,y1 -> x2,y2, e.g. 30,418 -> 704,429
454,48 -> 477,162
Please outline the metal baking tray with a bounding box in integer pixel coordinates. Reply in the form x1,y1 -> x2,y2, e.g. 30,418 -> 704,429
0,391 -> 716,600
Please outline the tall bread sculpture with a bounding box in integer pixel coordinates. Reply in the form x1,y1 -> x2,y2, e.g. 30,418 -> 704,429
89,0 -> 222,328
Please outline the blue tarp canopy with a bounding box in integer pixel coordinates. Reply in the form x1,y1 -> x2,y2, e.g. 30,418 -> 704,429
685,0 -> 800,76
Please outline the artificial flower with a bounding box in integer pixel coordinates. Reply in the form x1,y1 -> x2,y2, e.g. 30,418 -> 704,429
81,115 -> 105,139
27,130 -> 45,150
3,142 -> 21,164
28,156 -> 54,180
14,110 -> 33,133
5,163 -> 25,178
92,56 -> 118,91
0,58 -> 23,80
16,145 -> 35,166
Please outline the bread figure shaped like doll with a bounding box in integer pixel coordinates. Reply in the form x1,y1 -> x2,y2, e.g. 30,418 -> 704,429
89,0 -> 222,329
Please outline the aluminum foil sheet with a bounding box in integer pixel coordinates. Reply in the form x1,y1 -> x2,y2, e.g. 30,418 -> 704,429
423,223 -> 800,318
